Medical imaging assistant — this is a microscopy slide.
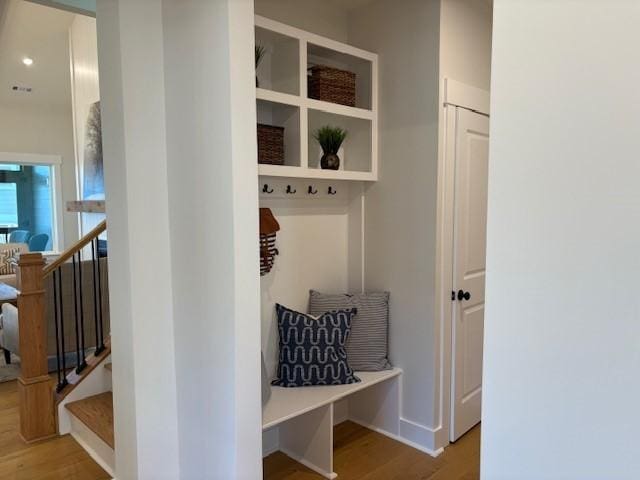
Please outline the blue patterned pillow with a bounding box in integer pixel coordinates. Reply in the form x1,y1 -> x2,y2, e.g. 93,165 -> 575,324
272,304 -> 360,387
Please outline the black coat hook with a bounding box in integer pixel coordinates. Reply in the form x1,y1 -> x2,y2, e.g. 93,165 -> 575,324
262,184 -> 274,194
328,186 -> 337,195
286,185 -> 297,194
308,185 -> 318,195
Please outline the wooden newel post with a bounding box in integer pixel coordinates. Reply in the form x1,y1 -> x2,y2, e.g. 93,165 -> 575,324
16,253 -> 56,442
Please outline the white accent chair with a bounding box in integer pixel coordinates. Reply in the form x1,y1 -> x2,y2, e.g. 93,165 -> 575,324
0,258 -> 110,368
0,303 -> 18,364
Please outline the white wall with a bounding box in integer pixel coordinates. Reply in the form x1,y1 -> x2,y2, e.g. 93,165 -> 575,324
98,0 -> 262,478
483,1 -> 640,478
97,1 -> 180,477
440,0 -> 492,91
69,14 -> 103,238
348,0 -> 443,452
260,195 -> 351,376
255,0 -> 348,42
254,0 -> 355,380
0,103 -> 78,249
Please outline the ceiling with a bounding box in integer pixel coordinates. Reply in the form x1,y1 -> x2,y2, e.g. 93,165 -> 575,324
0,0 -> 75,111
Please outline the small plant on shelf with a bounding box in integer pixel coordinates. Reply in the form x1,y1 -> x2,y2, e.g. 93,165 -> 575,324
255,44 -> 266,87
313,125 -> 347,170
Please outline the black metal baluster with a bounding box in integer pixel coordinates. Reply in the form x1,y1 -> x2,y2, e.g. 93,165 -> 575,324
56,267 -> 68,392
73,252 -> 87,373
91,239 -> 100,353
72,254 -> 82,372
52,270 -> 62,388
95,237 -> 105,354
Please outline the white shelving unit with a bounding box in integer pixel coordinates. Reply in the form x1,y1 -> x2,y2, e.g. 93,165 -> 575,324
255,15 -> 378,182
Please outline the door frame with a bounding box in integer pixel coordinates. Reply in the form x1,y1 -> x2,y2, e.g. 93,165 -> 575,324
435,79 -> 490,447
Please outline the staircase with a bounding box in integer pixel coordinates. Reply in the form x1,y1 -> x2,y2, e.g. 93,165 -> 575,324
15,220 -> 115,476
58,346 -> 114,475
64,377 -> 115,475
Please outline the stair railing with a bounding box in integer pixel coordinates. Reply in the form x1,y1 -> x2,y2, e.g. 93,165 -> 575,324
16,220 -> 108,442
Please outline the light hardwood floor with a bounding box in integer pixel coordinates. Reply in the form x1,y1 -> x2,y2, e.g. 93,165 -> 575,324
264,421 -> 480,480
0,380 -> 110,480
0,378 -> 479,479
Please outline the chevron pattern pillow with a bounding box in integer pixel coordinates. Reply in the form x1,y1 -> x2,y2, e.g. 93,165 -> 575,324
0,247 -> 21,275
272,304 -> 360,388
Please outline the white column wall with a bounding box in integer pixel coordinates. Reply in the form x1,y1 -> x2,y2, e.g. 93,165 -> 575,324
483,1 -> 640,478
97,0 -> 261,478
96,1 -> 180,478
161,0 -> 261,478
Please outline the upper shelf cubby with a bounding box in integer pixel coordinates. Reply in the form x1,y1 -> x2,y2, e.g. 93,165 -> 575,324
307,43 -> 373,111
255,26 -> 300,95
255,15 -> 378,182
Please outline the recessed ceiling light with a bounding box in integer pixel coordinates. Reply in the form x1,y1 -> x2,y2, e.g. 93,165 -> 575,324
22,57 -> 33,66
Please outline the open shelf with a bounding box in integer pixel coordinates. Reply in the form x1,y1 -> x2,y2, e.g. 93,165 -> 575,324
257,99 -> 301,168
258,164 -> 375,182
308,109 -> 372,175
255,15 -> 378,182
255,26 -> 300,95
307,42 -> 373,111
257,88 -> 301,108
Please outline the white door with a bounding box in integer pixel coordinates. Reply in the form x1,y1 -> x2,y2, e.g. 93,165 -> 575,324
451,107 -> 490,441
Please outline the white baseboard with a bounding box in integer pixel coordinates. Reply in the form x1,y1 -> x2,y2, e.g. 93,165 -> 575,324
262,427 -> 279,457
350,416 -> 443,458
398,417 -> 444,457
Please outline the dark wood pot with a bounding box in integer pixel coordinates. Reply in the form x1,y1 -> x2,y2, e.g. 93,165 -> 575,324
321,153 -> 340,170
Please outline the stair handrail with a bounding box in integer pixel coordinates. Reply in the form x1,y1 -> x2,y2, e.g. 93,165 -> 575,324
43,220 -> 106,276
16,219 -> 109,443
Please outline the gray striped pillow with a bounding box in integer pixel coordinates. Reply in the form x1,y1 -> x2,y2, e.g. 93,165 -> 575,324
308,290 -> 391,371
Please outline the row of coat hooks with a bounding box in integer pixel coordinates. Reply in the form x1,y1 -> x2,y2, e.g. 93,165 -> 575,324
262,183 -> 338,195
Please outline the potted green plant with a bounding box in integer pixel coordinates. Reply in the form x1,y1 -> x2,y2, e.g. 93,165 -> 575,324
313,126 -> 347,170
255,45 -> 266,87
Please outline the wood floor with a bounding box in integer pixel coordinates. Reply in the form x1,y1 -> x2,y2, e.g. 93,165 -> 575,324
0,377 -> 479,480
0,380 -> 110,480
264,421 -> 480,480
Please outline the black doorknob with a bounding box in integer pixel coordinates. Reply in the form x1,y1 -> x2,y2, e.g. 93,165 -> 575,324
457,289 -> 471,301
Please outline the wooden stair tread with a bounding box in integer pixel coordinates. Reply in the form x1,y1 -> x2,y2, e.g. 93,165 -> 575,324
104,363 -> 112,371
65,392 -> 114,448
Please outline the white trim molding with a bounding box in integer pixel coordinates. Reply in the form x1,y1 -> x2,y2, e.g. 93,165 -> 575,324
262,428 -> 280,457
444,78 -> 490,115
398,418 -> 444,457
0,152 -> 65,252
0,152 -> 62,165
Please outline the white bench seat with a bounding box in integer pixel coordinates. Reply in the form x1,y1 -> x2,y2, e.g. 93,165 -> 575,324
263,368 -> 402,429
262,368 -> 402,479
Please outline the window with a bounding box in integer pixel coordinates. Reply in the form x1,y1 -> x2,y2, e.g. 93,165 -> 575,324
0,183 -> 17,225
0,162 -> 57,250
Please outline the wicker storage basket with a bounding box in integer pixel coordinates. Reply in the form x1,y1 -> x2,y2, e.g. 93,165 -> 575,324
257,124 -> 285,165
308,65 -> 356,107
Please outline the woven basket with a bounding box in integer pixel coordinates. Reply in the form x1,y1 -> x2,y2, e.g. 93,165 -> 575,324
308,65 -> 356,107
257,124 -> 285,165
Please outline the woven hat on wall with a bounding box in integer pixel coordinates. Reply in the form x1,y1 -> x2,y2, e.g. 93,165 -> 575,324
260,208 -> 280,276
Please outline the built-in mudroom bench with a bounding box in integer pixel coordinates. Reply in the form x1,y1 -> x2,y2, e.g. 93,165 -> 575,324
256,10 -> 409,479
262,368 -> 402,479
